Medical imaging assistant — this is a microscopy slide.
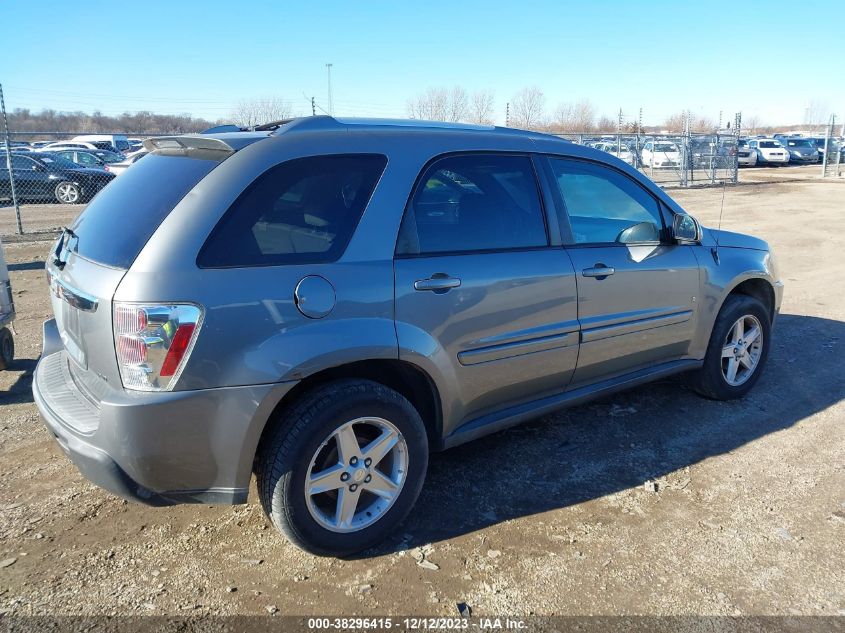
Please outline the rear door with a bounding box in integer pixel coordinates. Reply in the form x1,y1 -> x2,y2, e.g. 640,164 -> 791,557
543,156 -> 700,386
394,153 -> 579,427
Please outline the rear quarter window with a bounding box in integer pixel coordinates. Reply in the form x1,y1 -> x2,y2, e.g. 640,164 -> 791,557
198,154 -> 387,268
71,153 -> 220,268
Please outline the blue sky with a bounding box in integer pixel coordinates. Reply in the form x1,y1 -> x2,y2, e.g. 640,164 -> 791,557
3,0 -> 843,126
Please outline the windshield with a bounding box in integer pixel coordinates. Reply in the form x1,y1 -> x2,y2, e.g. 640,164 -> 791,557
654,143 -> 677,152
115,139 -> 131,151
759,141 -> 782,148
36,153 -> 80,170
786,139 -> 812,148
70,153 -> 221,268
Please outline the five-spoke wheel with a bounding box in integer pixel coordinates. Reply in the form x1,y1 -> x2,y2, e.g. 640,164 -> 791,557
257,379 -> 428,556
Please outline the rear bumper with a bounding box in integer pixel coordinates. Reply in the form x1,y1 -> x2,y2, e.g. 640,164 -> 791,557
33,319 -> 296,505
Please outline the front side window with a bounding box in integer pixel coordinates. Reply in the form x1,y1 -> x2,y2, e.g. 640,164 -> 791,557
396,154 -> 547,255
199,154 -> 387,268
10,155 -> 34,170
549,158 -> 663,245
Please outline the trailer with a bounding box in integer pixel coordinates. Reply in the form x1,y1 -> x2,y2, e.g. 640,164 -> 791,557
0,234 -> 15,369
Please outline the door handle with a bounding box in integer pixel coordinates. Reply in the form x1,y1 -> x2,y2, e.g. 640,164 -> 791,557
582,265 -> 615,279
414,275 -> 461,292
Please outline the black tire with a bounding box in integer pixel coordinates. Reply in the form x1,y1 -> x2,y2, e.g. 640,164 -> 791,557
0,327 -> 13,370
685,294 -> 771,400
54,181 -> 81,204
256,379 -> 429,556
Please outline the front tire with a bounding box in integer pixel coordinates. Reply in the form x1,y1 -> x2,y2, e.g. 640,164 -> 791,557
685,295 -> 771,400
257,379 -> 429,556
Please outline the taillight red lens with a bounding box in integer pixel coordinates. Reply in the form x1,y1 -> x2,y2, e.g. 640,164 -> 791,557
113,303 -> 202,391
117,334 -> 147,365
160,323 -> 196,377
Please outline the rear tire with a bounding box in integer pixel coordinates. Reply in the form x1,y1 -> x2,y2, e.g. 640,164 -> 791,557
54,182 -> 81,204
256,379 -> 428,556
0,327 -> 14,370
685,295 -> 771,400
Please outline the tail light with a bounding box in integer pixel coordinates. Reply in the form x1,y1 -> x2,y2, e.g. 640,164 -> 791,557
113,303 -> 203,391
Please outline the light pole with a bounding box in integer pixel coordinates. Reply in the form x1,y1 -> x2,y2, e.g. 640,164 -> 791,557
325,63 -> 333,115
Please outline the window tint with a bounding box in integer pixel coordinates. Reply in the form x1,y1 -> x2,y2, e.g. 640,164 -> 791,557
78,152 -> 99,165
199,154 -> 387,268
549,158 -> 663,245
71,153 -> 220,268
396,154 -> 547,255
10,155 -> 34,169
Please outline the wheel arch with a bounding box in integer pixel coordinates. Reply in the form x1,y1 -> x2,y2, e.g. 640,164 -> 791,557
722,276 -> 776,323
253,359 -> 444,473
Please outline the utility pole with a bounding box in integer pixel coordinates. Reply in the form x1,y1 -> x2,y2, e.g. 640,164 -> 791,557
325,63 -> 334,115
505,102 -> 510,127
0,83 -> 22,235
311,96 -> 316,116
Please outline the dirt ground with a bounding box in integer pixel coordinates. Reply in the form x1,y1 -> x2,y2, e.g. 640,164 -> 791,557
0,178 -> 843,617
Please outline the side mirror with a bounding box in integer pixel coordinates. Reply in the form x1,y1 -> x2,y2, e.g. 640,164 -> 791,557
672,213 -> 700,243
32,164 -> 45,172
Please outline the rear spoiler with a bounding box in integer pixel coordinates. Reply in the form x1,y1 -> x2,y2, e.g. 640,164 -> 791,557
143,135 -> 236,157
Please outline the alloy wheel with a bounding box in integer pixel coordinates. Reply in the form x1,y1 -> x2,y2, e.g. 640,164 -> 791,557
304,417 -> 408,533
721,314 -> 764,386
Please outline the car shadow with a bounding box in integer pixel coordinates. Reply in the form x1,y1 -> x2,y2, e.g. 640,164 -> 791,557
0,358 -> 37,404
356,313 -> 844,558
7,260 -> 45,272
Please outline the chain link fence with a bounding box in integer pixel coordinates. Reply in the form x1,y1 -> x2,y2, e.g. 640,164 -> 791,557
551,130 -> 740,187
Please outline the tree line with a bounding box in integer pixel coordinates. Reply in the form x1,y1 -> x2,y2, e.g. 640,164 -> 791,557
5,92 -> 828,138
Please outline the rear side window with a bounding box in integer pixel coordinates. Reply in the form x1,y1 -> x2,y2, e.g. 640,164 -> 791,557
198,154 -> 387,268
71,153 -> 220,268
396,154 -> 547,255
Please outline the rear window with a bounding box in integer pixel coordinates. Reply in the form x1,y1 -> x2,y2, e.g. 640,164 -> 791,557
71,153 -> 219,268
198,154 -> 387,268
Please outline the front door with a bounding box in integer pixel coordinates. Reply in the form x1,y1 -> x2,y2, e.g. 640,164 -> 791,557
394,153 -> 579,431
545,157 -> 701,386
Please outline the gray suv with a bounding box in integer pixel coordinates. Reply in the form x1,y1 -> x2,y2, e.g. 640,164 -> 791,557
34,117 -> 783,556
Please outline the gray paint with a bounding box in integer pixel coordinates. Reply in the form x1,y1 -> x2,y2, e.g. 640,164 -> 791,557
34,117 -> 784,505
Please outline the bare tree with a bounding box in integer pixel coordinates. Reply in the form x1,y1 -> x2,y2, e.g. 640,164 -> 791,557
407,86 -> 473,122
663,111 -> 686,132
510,87 -> 545,129
742,114 -> 762,135
551,99 -> 596,133
231,97 -> 293,128
595,115 -> 616,132
470,90 -> 495,124
803,99 -> 828,128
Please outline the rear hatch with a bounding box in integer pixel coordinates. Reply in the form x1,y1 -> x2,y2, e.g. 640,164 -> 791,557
45,138 -> 240,398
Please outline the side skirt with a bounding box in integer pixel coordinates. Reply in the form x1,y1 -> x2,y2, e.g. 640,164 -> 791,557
441,359 -> 702,450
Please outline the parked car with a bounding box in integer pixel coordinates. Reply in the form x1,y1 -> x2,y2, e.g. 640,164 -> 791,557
0,152 -> 115,204
72,134 -> 132,154
53,149 -> 125,169
747,138 -> 789,165
41,141 -> 102,152
737,139 -> 758,167
127,138 -> 145,151
595,142 -> 638,166
30,141 -> 53,149
641,140 -> 681,167
34,117 -> 783,556
103,149 -> 148,176
779,137 -> 819,164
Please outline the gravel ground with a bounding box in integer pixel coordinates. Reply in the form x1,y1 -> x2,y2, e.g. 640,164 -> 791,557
0,179 -> 843,617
